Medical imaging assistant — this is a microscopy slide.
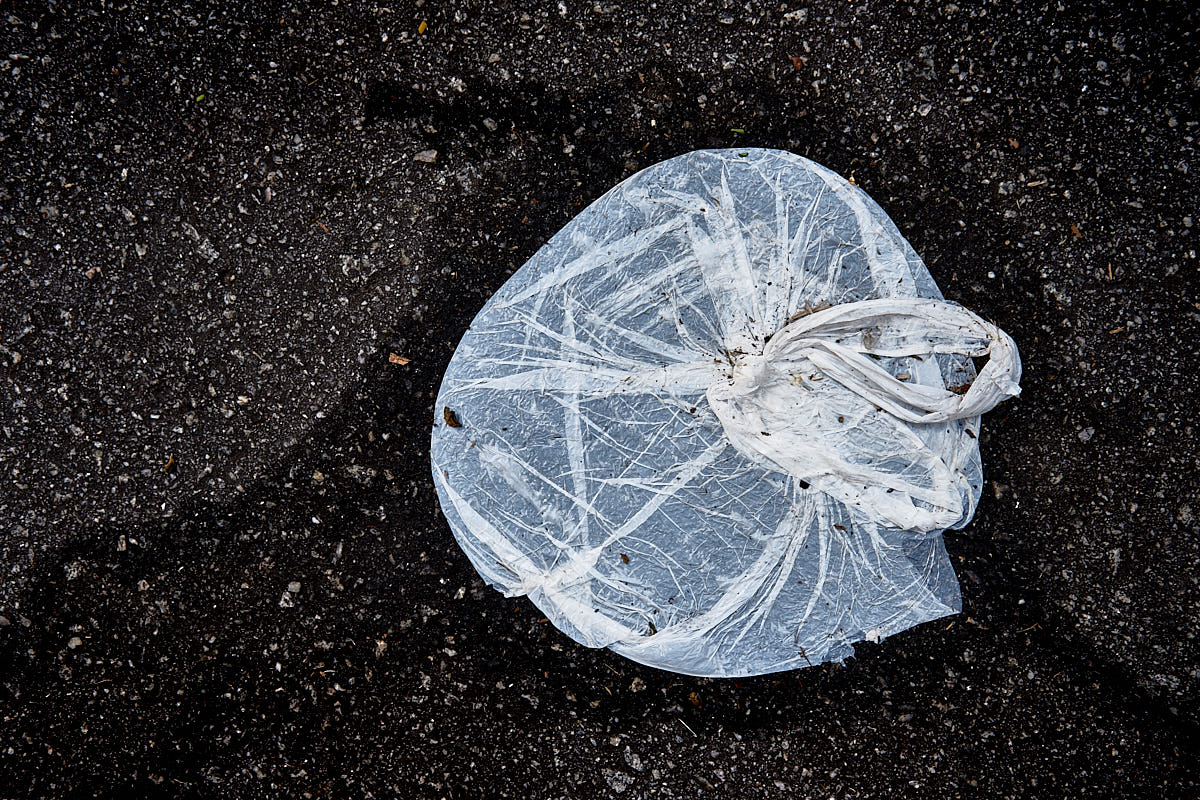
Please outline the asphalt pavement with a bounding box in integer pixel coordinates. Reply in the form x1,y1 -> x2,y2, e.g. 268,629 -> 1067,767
1,1 -> 1197,797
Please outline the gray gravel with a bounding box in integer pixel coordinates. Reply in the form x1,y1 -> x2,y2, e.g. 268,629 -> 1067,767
1,1 -> 1197,797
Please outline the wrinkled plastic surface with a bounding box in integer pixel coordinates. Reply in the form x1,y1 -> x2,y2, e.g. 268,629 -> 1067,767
431,149 -> 1021,677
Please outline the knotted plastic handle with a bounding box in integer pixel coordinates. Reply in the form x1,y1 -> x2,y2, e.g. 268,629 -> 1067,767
767,297 -> 1022,422
707,298 -> 1021,532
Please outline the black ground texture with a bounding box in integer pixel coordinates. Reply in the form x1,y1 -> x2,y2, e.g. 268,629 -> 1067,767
1,1 -> 1198,798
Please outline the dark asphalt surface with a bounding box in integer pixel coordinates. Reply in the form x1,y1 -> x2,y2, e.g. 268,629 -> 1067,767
2,1 -> 1197,797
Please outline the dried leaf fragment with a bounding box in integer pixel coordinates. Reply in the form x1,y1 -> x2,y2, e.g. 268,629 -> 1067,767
388,353 -> 411,365
443,407 -> 462,428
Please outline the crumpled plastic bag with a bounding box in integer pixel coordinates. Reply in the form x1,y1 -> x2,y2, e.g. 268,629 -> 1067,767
431,148 -> 1021,677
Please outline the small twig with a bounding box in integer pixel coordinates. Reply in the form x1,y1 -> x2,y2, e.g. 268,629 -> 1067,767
786,300 -> 831,324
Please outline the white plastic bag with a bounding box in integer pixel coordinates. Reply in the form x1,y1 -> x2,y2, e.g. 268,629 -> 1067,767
431,149 -> 1021,676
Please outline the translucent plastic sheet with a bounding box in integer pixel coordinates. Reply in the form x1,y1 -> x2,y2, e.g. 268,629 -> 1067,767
431,149 -> 1021,677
